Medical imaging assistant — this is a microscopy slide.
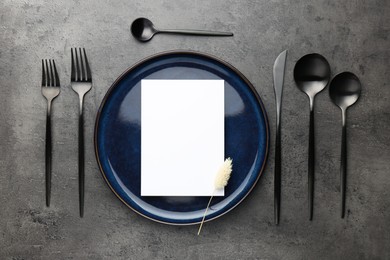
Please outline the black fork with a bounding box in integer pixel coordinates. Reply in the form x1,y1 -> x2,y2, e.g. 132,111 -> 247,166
71,48 -> 92,217
41,59 -> 60,207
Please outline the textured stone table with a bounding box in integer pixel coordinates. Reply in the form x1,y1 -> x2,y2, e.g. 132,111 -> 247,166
1,0 -> 389,259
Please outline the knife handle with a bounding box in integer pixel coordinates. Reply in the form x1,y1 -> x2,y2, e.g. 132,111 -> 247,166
274,117 -> 281,225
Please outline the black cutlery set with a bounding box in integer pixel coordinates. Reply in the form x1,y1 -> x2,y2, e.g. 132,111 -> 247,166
41,19 -> 361,224
273,51 -> 361,224
41,48 -> 92,217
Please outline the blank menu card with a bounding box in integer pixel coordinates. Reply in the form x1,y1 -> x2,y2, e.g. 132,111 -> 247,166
141,79 -> 224,196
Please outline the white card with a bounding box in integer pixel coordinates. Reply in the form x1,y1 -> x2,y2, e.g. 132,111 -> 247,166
141,80 -> 224,196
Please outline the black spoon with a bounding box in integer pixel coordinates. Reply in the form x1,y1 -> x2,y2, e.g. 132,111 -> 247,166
329,72 -> 361,218
294,53 -> 331,220
130,18 -> 233,42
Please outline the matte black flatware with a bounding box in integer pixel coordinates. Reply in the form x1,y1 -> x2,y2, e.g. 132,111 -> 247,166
71,48 -> 92,217
294,53 -> 331,220
41,59 -> 60,207
130,17 -> 233,42
329,72 -> 361,218
273,50 -> 287,225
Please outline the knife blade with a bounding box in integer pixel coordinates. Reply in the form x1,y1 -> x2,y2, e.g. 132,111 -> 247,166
273,50 -> 287,225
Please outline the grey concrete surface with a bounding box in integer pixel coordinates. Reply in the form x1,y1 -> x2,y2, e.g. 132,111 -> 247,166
0,0 -> 389,259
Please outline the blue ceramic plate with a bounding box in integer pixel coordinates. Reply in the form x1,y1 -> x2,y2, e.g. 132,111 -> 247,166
95,51 -> 269,225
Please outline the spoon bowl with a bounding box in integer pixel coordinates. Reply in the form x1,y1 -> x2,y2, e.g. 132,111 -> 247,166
294,53 -> 331,98
131,18 -> 158,42
293,53 -> 331,220
329,72 -> 361,110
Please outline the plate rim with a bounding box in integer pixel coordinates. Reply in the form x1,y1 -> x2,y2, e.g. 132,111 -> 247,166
94,50 -> 270,225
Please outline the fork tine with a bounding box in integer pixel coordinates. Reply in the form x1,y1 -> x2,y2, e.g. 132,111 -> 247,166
83,48 -> 92,82
42,59 -> 46,86
49,60 -> 54,87
45,60 -> 50,87
79,48 -> 85,81
71,48 -> 75,81
75,48 -> 80,81
53,60 -> 60,86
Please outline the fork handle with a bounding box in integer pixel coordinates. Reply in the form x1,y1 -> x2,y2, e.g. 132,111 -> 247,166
78,100 -> 85,218
45,102 -> 52,207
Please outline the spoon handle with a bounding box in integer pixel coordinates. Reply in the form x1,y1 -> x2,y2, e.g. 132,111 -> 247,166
159,29 -> 233,37
308,104 -> 315,220
341,110 -> 347,218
